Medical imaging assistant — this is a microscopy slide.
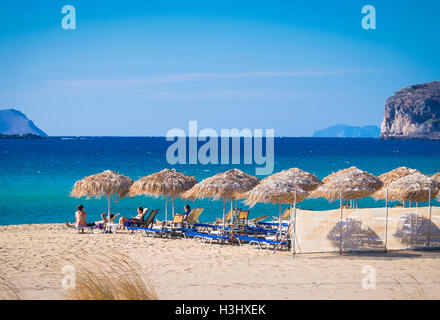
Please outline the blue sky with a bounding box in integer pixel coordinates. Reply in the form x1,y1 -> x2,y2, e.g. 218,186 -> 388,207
0,0 -> 439,136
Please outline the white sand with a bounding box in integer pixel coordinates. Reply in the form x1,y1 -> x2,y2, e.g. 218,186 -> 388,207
1,223 -> 440,300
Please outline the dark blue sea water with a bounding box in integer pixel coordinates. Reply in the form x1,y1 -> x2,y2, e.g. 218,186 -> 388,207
0,137 -> 439,225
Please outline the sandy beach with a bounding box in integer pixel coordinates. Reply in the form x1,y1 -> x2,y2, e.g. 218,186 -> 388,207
1,223 -> 440,300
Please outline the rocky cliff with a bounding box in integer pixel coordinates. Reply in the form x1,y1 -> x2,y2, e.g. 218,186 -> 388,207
0,108 -> 47,137
380,81 -> 440,139
313,124 -> 380,138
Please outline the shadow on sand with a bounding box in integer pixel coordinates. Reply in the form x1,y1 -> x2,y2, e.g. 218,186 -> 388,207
394,213 -> 440,248
327,218 -> 384,252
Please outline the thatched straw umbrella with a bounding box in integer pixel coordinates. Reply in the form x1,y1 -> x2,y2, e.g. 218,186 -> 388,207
245,180 -> 309,207
372,167 -> 421,201
267,168 -> 322,191
182,169 -> 260,232
386,172 -> 440,203
129,168 -> 198,223
310,166 -> 382,203
245,179 -> 308,244
70,170 -> 134,222
245,168 -> 321,255
310,166 -> 382,254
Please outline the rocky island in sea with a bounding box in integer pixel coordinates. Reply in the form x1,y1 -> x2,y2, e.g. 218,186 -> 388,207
313,124 -> 380,138
0,108 -> 47,138
380,81 -> 440,140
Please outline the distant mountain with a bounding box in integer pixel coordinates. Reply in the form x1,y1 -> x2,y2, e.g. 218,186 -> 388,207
313,125 -> 380,138
0,108 -> 47,137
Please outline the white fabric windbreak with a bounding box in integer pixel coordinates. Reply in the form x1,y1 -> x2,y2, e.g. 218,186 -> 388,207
294,206 -> 440,253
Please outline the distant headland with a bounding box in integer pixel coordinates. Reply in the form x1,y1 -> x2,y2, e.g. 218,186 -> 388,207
0,108 -> 47,138
313,125 -> 380,138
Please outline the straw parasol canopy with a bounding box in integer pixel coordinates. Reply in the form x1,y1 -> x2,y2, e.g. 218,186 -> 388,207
372,167 -> 421,200
310,166 -> 382,202
245,168 -> 320,207
182,169 -> 260,231
70,170 -> 134,215
385,172 -> 440,203
130,168 -> 197,199
129,168 -> 198,221
182,168 -> 260,201
244,169 -> 319,250
244,179 -> 308,207
263,168 -> 322,192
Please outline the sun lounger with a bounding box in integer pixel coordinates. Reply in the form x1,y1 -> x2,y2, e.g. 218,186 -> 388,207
67,224 -> 95,234
99,213 -> 121,232
272,208 -> 290,222
135,213 -> 188,238
194,222 -> 221,230
215,209 -> 240,225
249,215 -> 269,225
183,231 -> 229,244
234,210 -> 250,226
184,208 -> 204,228
126,209 -> 159,234
233,234 -> 290,250
243,225 -> 278,235
130,208 -> 149,226
257,221 -> 289,227
137,227 -> 173,237
194,223 -> 243,234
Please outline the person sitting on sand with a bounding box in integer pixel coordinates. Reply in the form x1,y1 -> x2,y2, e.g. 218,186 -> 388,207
119,207 -> 146,227
66,205 -> 95,232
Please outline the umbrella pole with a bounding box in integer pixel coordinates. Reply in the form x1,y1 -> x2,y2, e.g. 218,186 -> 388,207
339,189 -> 343,255
290,203 -> 293,254
222,199 -> 226,235
230,200 -> 234,241
165,197 -> 168,224
292,191 -> 297,259
107,195 -> 111,226
230,200 -> 234,224
279,203 -> 282,241
172,198 -> 175,218
428,188 -> 432,247
384,188 -> 389,253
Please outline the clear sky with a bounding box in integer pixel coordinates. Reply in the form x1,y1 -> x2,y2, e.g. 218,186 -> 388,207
0,0 -> 439,136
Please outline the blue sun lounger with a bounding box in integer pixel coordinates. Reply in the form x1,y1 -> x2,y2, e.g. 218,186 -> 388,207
128,226 -> 172,237
183,231 -> 229,244
243,225 -> 278,234
194,223 -> 243,233
234,234 -> 289,250
256,221 -> 289,227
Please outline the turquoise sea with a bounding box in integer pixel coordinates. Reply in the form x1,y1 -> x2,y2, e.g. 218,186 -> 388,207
0,137 -> 439,225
